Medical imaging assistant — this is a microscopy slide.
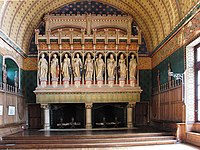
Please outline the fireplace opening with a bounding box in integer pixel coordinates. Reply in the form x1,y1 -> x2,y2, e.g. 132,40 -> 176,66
92,103 -> 127,128
50,103 -> 85,129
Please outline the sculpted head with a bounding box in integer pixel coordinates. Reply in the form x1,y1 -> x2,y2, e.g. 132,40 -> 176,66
99,53 -> 102,58
131,54 -> 135,59
53,54 -> 57,58
65,53 -> 68,58
120,54 -> 124,59
87,53 -> 91,58
110,54 -> 114,59
41,53 -> 45,58
76,53 -> 80,58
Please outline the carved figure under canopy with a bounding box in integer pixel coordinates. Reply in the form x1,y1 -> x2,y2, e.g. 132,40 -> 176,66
50,54 -> 59,78
95,53 -> 105,79
61,54 -> 71,79
38,53 -> 48,80
84,53 -> 94,79
72,53 -> 83,78
129,54 -> 137,79
118,54 -> 127,78
107,54 -> 116,78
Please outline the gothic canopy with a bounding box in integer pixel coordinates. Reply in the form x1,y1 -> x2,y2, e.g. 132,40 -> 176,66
0,0 -> 198,54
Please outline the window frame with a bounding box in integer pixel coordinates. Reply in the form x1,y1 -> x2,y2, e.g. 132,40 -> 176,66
195,43 -> 200,121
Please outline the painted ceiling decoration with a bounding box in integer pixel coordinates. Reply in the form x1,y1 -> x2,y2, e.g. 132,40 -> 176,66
0,0 -> 199,55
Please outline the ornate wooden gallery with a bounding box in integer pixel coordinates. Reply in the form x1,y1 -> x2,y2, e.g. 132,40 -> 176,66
34,14 -> 142,129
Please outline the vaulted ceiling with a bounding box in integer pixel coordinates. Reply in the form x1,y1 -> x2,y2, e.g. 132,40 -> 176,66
0,0 -> 199,54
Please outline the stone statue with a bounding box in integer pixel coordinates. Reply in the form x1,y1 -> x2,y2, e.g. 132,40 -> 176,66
14,71 -> 18,88
129,54 -> 137,79
2,64 -> 7,83
84,53 -> 94,79
95,53 -> 105,79
38,53 -> 48,80
61,54 -> 71,79
50,54 -> 59,78
72,53 -> 83,78
107,54 -> 116,78
118,54 -> 127,78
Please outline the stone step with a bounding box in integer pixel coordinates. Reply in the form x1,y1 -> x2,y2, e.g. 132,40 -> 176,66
2,136 -> 176,144
2,132 -> 174,140
0,140 -> 177,149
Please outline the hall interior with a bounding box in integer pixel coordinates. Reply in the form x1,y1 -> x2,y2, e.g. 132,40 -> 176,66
0,0 -> 199,149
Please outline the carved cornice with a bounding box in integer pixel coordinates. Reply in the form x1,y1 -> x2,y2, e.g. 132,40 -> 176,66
35,87 -> 142,104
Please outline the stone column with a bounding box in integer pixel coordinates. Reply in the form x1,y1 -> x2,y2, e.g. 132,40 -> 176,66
41,104 -> 50,130
127,102 -> 136,128
85,103 -> 93,129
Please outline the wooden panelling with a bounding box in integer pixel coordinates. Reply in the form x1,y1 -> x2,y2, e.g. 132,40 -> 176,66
28,104 -> 42,129
135,102 -> 149,125
151,85 -> 185,123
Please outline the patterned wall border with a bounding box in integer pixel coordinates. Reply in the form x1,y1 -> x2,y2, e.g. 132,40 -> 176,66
151,3 -> 200,56
152,10 -> 200,68
24,57 -> 37,70
138,57 -> 151,70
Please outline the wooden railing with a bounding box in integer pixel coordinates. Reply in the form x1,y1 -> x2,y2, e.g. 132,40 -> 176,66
0,82 -> 23,95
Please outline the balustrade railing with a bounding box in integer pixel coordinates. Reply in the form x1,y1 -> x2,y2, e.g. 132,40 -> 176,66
152,79 -> 182,94
0,82 -> 23,95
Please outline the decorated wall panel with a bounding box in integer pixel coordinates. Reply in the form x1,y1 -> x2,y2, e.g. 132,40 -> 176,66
152,47 -> 184,87
138,57 -> 151,70
139,70 -> 151,101
24,57 -> 37,71
24,70 -> 37,103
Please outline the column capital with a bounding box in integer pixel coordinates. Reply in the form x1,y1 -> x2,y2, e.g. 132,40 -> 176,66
85,103 -> 93,109
41,104 -> 49,109
127,102 -> 136,108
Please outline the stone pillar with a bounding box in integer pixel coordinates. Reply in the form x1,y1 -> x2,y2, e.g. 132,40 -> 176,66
85,103 -> 93,129
127,102 -> 136,128
41,104 -> 50,130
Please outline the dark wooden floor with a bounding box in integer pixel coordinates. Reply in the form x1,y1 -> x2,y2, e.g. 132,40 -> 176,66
0,126 -> 177,149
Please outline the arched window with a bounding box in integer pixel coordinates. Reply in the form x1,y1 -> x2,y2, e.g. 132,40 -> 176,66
3,57 -> 20,89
